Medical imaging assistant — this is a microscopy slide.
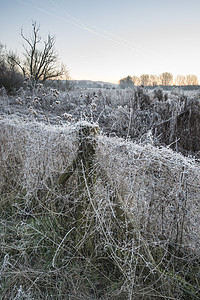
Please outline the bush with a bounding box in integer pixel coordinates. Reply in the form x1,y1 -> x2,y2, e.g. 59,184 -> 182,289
0,45 -> 24,93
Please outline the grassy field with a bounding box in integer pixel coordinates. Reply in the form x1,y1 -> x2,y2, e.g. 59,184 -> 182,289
0,85 -> 200,299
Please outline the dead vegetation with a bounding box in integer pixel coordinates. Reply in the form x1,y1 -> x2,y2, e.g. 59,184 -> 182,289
0,112 -> 200,299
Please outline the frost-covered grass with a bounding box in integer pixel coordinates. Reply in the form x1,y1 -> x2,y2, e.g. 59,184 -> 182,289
0,86 -> 200,299
1,85 -> 200,157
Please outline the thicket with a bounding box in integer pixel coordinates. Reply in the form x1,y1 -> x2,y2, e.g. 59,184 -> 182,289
0,85 -> 200,299
0,45 -> 24,93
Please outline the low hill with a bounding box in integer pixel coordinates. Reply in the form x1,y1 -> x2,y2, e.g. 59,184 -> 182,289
70,79 -> 118,89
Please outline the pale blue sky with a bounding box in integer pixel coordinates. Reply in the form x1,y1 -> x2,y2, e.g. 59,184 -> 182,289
1,0 -> 200,83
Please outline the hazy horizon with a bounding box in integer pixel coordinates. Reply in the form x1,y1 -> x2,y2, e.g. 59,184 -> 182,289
1,0 -> 200,84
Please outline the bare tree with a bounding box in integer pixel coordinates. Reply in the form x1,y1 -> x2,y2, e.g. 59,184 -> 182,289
149,74 -> 160,86
140,74 -> 150,86
8,21 -> 67,82
132,75 -> 140,86
159,72 -> 173,86
175,75 -> 186,86
185,74 -> 199,85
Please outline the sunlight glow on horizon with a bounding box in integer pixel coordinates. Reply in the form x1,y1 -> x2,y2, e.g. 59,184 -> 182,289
1,0 -> 200,84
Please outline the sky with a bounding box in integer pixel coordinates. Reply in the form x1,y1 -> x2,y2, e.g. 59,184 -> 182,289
0,0 -> 200,83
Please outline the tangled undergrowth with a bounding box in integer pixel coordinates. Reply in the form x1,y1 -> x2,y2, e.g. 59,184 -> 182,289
0,112 -> 200,299
1,84 -> 200,158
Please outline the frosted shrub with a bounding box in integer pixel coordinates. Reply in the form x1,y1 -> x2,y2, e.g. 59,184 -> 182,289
0,115 -> 200,299
96,135 -> 200,249
0,117 -> 77,196
153,88 -> 168,102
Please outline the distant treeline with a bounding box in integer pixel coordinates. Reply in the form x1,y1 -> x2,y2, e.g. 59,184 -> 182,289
119,73 -> 199,88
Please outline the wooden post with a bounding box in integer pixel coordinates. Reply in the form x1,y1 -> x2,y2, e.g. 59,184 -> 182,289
58,123 -> 99,185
